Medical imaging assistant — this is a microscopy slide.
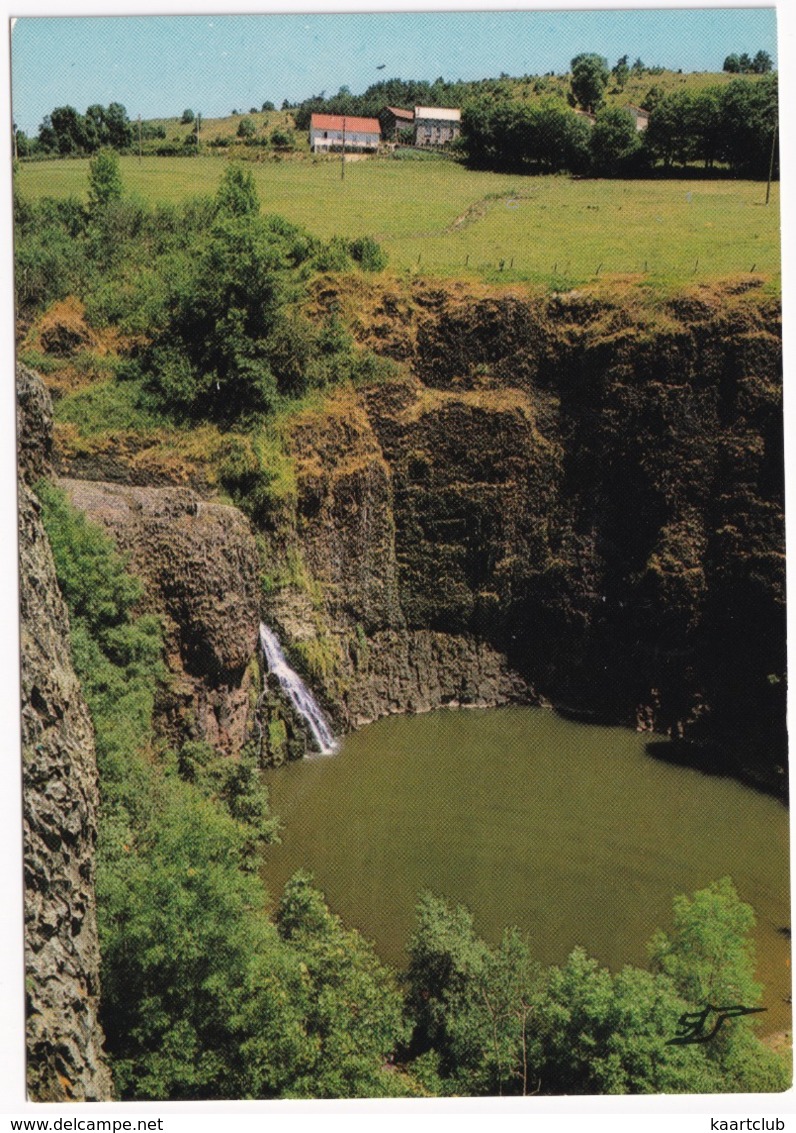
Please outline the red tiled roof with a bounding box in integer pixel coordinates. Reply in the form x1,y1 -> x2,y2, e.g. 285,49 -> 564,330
385,106 -> 414,120
310,113 -> 381,133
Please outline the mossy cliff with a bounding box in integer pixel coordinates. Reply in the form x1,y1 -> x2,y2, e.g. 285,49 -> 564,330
45,277 -> 784,792
261,278 -> 784,792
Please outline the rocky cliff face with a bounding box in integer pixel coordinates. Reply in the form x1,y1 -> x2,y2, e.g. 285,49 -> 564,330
17,364 -> 113,1101
267,279 -> 785,791
46,280 -> 785,791
58,479 -> 262,757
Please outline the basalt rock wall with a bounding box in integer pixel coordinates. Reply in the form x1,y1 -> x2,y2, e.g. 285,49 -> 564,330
270,280 -> 785,791
44,280 -> 786,791
17,364 -> 113,1101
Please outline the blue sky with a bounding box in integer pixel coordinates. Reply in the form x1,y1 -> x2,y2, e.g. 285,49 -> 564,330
10,7 -> 778,136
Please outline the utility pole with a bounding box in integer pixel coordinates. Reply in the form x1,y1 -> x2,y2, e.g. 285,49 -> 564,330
341,115 -> 346,181
137,114 -> 142,163
765,118 -> 777,205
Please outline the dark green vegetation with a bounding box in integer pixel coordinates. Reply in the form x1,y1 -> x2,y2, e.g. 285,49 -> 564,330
462,74 -> 777,177
406,882 -> 788,1096
27,484 -> 795,1096
723,51 -> 773,75
14,164 -> 387,429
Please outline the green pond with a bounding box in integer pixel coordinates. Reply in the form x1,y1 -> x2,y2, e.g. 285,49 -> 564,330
263,706 -> 791,1033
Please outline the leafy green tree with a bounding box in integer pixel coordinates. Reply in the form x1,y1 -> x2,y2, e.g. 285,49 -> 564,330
613,55 -> 630,90
405,891 -> 488,1061
84,104 -> 108,150
717,75 -> 778,177
237,116 -> 256,139
648,877 -> 759,1009
105,102 -> 133,149
276,872 -> 412,1097
723,53 -> 742,73
570,53 -> 610,111
48,105 -> 88,154
590,106 -> 642,174
752,50 -> 773,74
644,90 -> 697,167
88,148 -> 123,211
689,85 -> 724,168
215,162 -> 260,217
648,877 -> 788,1093
181,108 -> 195,123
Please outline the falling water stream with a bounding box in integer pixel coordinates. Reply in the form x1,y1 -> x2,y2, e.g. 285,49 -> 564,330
259,623 -> 338,755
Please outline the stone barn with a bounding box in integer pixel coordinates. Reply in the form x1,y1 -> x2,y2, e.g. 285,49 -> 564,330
378,105 -> 415,141
625,104 -> 650,131
413,106 -> 461,146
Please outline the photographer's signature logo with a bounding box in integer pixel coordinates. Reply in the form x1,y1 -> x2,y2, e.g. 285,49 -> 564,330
667,1003 -> 767,1045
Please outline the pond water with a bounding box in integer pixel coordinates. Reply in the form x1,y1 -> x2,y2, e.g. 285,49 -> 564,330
262,706 -> 791,1033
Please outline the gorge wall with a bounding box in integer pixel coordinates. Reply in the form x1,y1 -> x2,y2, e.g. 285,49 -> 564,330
46,278 -> 786,792
18,365 -> 112,1101
265,278 -> 785,792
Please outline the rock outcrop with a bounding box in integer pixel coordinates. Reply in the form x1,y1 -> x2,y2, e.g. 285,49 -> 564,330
59,480 -> 262,757
18,364 -> 112,1100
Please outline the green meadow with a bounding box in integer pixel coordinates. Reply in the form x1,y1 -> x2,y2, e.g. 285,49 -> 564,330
15,155 -> 780,288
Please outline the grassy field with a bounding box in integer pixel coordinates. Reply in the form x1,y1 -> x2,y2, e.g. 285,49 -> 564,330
15,155 -> 780,289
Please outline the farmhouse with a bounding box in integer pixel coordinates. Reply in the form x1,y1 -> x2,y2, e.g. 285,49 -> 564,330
379,105 -> 414,141
414,106 -> 461,146
309,113 -> 381,153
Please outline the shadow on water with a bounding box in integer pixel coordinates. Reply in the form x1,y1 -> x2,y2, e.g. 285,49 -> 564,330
645,739 -> 789,806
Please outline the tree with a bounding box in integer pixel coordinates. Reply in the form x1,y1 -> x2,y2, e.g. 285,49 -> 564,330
181,108 -> 195,123
261,101 -> 275,112
275,871 -> 411,1098
647,878 -> 788,1093
85,104 -> 109,150
237,116 -> 256,139
215,163 -> 259,217
752,50 -> 773,74
648,877 -> 759,1008
723,53 -> 742,73
644,90 -> 697,167
613,55 -> 630,91
589,106 -> 642,174
88,148 -> 123,211
105,102 -> 133,149
718,75 -> 778,177
570,53 -> 610,111
49,105 -> 87,154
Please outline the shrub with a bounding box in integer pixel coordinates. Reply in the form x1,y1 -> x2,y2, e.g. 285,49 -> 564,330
348,235 -> 388,272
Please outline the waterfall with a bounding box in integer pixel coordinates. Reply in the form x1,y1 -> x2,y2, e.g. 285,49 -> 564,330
259,624 -> 338,755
